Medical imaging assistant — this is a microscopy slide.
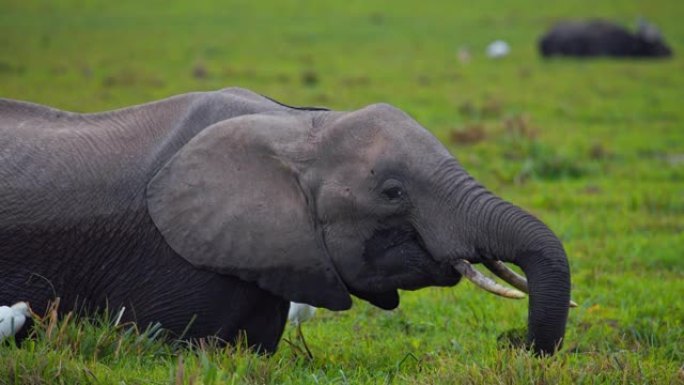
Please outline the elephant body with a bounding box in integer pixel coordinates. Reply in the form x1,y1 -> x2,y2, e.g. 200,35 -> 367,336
539,19 -> 672,58
1,90 -> 300,349
0,88 -> 570,354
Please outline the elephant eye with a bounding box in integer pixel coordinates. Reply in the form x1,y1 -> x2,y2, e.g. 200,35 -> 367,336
382,186 -> 404,201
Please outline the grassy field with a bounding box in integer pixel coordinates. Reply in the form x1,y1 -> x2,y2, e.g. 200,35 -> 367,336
1,0 -> 683,383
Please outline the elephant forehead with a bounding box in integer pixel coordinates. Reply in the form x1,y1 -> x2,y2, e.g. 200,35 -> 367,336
322,103 -> 443,147
325,122 -> 446,166
368,117 -> 450,163
356,128 -> 451,175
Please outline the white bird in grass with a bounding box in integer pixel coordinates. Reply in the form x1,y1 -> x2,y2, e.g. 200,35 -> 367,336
486,40 -> 511,59
0,302 -> 31,341
286,302 -> 316,359
288,302 -> 316,325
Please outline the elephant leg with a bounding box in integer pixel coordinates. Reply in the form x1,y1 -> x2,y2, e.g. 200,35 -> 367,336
233,292 -> 290,354
126,268 -> 291,354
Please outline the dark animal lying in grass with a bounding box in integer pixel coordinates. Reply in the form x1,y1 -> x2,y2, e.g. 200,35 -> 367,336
0,88 -> 572,355
539,19 -> 672,58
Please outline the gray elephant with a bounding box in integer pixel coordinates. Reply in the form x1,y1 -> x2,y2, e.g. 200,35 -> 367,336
539,19 -> 672,58
0,88 -> 571,355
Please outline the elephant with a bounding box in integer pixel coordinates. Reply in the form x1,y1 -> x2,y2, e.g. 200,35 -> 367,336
0,87 -> 571,355
539,19 -> 672,58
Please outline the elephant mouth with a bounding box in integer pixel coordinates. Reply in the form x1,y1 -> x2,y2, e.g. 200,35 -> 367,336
349,223 -> 446,310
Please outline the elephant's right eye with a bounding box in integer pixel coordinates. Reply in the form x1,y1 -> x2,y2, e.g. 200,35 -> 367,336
382,186 -> 404,201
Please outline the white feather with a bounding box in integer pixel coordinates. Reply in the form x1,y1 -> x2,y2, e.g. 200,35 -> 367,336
288,302 -> 316,326
0,302 -> 31,340
486,40 -> 511,58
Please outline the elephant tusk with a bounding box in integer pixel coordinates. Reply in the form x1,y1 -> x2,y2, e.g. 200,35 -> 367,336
483,260 -> 529,292
483,260 -> 579,308
452,260 -> 526,299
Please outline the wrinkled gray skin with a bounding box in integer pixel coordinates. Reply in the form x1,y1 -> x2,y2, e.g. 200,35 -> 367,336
0,88 -> 570,355
540,19 -> 672,58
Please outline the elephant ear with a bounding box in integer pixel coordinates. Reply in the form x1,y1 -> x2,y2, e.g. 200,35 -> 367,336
146,114 -> 352,310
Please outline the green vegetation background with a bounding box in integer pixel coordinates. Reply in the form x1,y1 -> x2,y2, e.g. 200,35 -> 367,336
1,0 -> 682,383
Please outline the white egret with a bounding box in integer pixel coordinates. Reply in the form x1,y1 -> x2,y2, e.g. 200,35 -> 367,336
286,302 -> 316,359
486,40 -> 511,58
0,302 -> 31,341
288,302 -> 316,325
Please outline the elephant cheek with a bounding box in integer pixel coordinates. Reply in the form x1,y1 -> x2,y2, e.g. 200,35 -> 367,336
324,227 -> 367,283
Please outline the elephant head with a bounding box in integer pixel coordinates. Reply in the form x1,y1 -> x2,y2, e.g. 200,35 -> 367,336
146,102 -> 571,355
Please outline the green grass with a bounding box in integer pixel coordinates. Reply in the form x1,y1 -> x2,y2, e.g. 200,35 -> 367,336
1,0 -> 683,383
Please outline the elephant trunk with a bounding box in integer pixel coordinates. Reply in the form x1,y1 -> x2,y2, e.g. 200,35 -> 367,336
438,168 -> 571,355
